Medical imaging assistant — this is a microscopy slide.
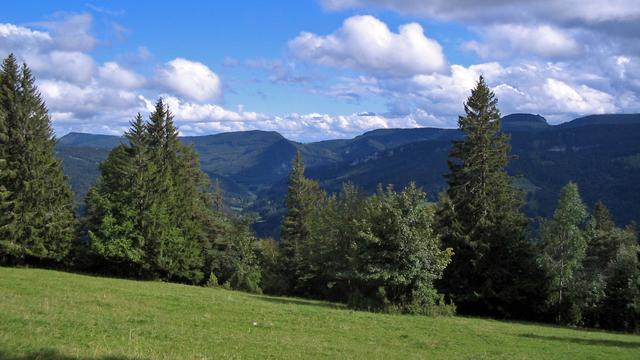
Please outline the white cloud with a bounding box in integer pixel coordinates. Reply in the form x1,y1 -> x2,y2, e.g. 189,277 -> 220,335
289,15 -> 447,76
543,78 -> 616,114
0,23 -> 52,50
320,0 -> 640,25
24,50 -> 95,84
38,13 -> 97,51
98,62 -> 145,88
463,24 -> 582,59
39,79 -> 144,121
156,58 -> 222,102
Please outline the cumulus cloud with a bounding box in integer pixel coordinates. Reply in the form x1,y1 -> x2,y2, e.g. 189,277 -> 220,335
463,24 -> 582,59
320,0 -> 640,25
543,78 -> 616,114
1,8 -> 636,142
289,15 -> 447,76
24,51 -> 95,83
98,62 -> 145,88
322,1 -> 640,59
0,23 -> 52,51
39,79 -> 144,119
155,58 -> 222,102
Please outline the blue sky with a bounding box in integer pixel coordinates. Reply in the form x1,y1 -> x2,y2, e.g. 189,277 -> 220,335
1,0 -> 638,141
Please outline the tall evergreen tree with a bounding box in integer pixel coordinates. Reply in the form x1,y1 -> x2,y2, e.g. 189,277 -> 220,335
538,182 -> 588,324
86,99 -> 213,282
0,54 -> 75,264
0,104 -> 10,239
437,76 -> 543,318
84,116 -> 149,274
279,149 -> 324,295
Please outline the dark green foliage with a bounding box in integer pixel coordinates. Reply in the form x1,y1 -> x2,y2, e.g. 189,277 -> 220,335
279,150 -> 325,295
85,101 -> 213,283
256,238 -> 287,294
538,188 -> 640,330
580,201 -> 640,331
0,54 -> 75,265
210,216 -> 262,293
538,182 -> 589,324
437,76 -> 542,319
348,184 -> 453,314
84,101 -> 262,288
55,113 -> 640,239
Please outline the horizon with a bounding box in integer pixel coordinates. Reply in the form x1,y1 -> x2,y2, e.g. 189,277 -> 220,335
2,1 -> 639,141
58,112 -> 640,143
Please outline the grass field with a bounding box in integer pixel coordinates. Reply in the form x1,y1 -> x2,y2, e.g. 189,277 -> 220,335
1,267 -> 639,359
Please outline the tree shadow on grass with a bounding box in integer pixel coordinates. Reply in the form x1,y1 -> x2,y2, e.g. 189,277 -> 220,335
519,333 -> 640,349
248,294 -> 347,310
0,348 -> 145,360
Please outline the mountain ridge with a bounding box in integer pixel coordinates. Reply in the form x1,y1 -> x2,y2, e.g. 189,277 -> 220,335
55,113 -> 640,237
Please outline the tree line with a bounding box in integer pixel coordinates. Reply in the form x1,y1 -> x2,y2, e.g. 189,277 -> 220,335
0,54 -> 638,332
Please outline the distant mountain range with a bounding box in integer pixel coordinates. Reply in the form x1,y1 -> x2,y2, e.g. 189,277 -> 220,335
55,113 -> 640,238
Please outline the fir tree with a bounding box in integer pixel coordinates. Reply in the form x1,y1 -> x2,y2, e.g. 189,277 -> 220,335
86,99 -> 215,283
0,104 -> 12,254
279,149 -> 324,295
437,76 -> 543,318
0,54 -> 75,264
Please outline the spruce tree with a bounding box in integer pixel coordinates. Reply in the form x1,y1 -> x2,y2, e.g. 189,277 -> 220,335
279,149 -> 324,295
0,54 -> 75,264
0,105 -> 12,254
86,99 -> 212,282
538,182 -> 588,324
437,76 -> 542,318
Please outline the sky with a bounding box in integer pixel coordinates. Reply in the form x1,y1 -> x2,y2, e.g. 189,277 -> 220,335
0,0 -> 638,141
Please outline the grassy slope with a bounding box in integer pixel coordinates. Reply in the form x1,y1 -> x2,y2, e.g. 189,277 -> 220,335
1,268 -> 639,359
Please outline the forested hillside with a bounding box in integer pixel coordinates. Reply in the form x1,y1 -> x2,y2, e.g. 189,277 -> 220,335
56,113 -> 640,238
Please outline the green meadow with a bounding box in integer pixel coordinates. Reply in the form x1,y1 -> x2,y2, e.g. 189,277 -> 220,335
1,267 -> 639,359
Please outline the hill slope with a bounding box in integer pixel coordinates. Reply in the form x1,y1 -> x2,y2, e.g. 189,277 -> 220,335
55,113 -> 640,237
1,267 -> 639,359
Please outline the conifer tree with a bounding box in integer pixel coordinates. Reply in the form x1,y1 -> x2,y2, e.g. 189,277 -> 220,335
84,117 -> 148,273
213,178 -> 224,213
0,105 -> 12,253
538,182 -> 588,324
0,54 -> 75,264
582,201 -> 640,330
280,149 -> 324,295
86,99 -> 212,282
437,76 -> 542,318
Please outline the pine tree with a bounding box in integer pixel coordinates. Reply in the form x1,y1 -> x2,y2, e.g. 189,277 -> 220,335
437,76 -> 542,318
538,182 -> 588,324
279,149 -> 324,295
0,54 -> 75,264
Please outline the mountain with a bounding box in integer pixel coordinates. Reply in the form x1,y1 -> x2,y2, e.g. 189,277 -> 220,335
501,113 -> 550,132
55,113 -> 640,238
